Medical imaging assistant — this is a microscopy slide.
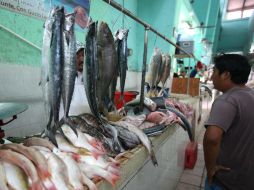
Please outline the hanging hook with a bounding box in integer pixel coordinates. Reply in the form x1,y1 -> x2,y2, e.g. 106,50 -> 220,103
122,0 -> 125,28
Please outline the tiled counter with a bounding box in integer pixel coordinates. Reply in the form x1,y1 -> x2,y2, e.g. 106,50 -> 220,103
96,124 -> 189,190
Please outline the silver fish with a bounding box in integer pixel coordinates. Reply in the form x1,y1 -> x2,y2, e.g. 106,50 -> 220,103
111,120 -> 158,166
23,137 -> 56,151
62,13 -> 77,119
47,6 -> 65,144
41,8 -> 56,129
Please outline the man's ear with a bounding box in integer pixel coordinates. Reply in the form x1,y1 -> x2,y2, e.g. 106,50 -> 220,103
221,71 -> 231,80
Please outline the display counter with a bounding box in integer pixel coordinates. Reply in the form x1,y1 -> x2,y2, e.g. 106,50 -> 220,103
96,123 -> 189,190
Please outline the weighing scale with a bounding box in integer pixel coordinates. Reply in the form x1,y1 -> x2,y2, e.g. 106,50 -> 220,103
0,102 -> 28,143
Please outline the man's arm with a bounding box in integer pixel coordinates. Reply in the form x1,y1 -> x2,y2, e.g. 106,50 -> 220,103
203,125 -> 225,184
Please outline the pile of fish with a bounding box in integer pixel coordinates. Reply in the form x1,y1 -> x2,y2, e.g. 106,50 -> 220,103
146,48 -> 171,97
0,136 -> 120,190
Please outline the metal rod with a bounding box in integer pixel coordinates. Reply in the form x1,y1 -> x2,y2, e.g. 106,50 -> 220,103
0,24 -> 41,51
140,28 -> 149,110
102,0 -> 197,60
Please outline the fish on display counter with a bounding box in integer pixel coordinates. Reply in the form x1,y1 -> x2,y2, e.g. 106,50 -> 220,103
110,120 -> 158,166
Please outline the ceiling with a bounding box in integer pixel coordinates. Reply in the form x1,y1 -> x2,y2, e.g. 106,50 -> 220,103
227,0 -> 254,12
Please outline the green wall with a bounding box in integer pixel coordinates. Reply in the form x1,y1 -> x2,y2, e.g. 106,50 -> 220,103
217,19 -> 249,53
0,0 -> 206,71
136,0 -> 178,71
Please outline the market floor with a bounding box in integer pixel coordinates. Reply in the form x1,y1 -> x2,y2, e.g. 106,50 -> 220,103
176,99 -> 211,190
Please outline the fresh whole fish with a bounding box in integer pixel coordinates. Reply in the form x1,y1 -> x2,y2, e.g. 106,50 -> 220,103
61,124 -> 106,158
41,7 -> 57,129
0,143 -> 56,190
111,120 -> 158,166
47,6 -> 65,144
83,21 -> 101,119
102,122 -> 125,154
156,53 -> 166,86
3,162 -> 29,190
0,149 -> 44,190
53,150 -> 84,190
160,53 -> 171,89
62,13 -> 77,120
116,125 -> 141,149
23,137 -> 56,151
97,22 -> 117,115
115,29 -> 129,101
46,152 -> 73,190
146,48 -> 162,90
55,133 -> 91,156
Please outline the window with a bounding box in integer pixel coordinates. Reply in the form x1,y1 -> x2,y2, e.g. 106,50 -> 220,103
226,0 -> 254,20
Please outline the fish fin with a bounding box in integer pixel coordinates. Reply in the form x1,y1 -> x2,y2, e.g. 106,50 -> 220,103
44,125 -> 58,148
106,173 -> 120,187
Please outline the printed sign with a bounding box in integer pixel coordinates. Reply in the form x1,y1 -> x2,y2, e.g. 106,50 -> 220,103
0,0 -> 90,27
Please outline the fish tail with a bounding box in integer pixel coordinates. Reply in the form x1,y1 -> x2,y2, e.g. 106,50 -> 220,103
106,173 -> 120,187
150,149 -> 158,166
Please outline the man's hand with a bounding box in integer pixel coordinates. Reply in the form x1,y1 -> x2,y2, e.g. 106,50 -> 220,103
207,165 -> 231,184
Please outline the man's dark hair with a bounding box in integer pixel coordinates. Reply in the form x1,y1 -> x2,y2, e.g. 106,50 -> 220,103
213,54 -> 251,84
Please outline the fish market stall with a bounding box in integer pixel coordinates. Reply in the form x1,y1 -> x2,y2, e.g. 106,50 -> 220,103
0,1 -> 200,189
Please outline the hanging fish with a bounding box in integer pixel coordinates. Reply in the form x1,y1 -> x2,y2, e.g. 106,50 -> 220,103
160,53 -> 171,89
46,6 -> 65,145
97,22 -> 117,116
83,21 -> 101,120
115,29 -> 129,102
146,48 -> 162,97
